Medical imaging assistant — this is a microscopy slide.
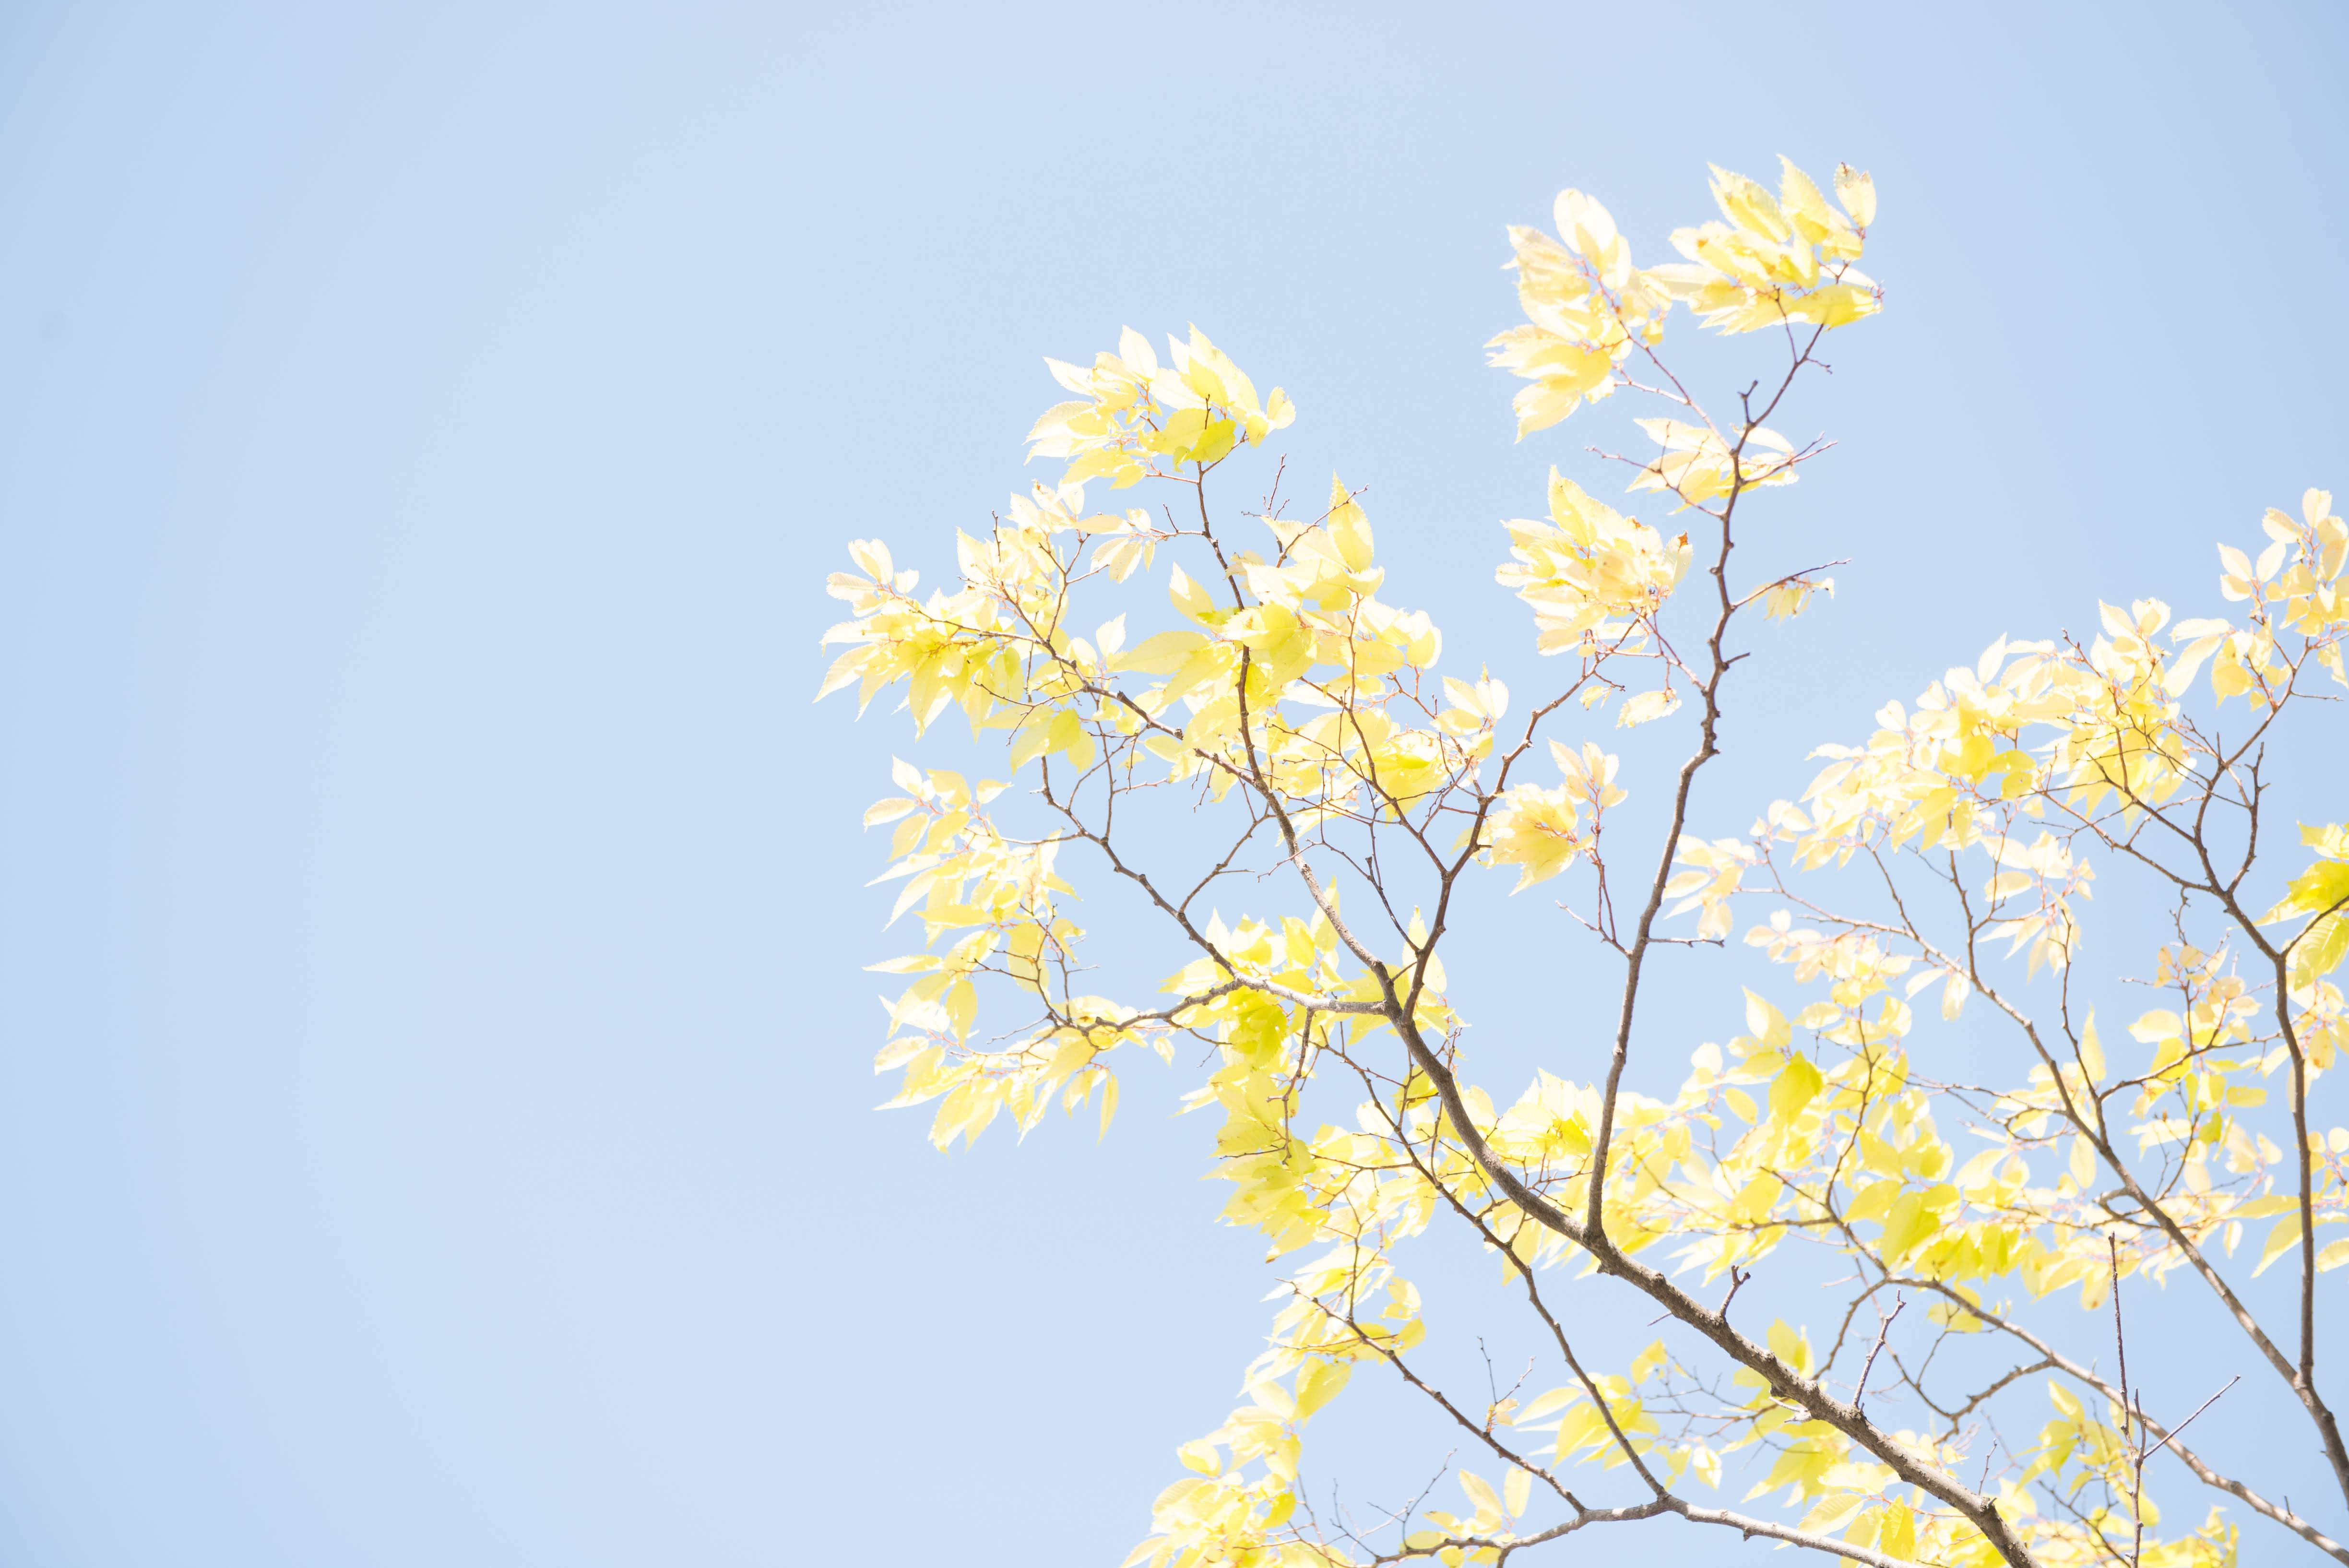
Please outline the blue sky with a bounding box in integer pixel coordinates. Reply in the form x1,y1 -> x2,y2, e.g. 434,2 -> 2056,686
1,3 -> 2345,1564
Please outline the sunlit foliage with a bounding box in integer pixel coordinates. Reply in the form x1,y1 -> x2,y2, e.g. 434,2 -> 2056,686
821,160 -> 2349,1568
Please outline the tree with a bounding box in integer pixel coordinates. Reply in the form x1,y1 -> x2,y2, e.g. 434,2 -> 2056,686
816,158 -> 2349,1567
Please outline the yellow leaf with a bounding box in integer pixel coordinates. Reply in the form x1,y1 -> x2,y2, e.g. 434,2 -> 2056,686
1617,688 -> 1682,728
1766,1319 -> 1811,1374
2078,1012 -> 2106,1082
1328,474 -> 1376,570
2254,1213 -> 2303,1277
1294,1359 -> 1352,1419
1168,563 -> 1219,622
1798,1494 -> 1869,1536
1744,989 -> 1792,1049
1878,1501 -> 1916,1559
1514,1386 -> 1578,1424
1770,1055 -> 1823,1122
2297,911 -> 2349,984
1117,630 -> 1209,675
1878,1190 -> 1936,1262
1688,1444 -> 1721,1489
1190,418 -> 1238,466
1834,163 -> 1876,228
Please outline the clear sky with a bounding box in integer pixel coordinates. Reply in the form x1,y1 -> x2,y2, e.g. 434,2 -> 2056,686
1,3 -> 2345,1564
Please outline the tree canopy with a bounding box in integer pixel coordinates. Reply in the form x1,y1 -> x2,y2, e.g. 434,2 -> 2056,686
819,158 -> 2349,1568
